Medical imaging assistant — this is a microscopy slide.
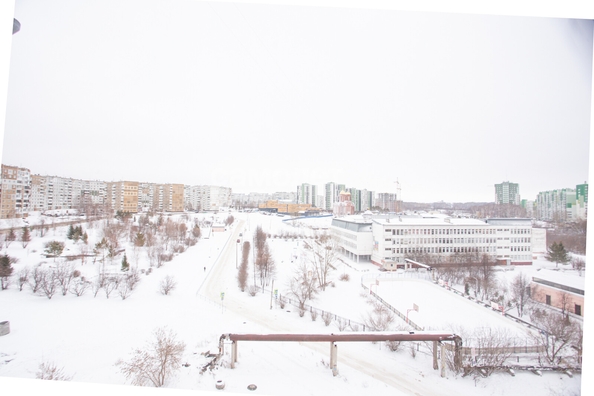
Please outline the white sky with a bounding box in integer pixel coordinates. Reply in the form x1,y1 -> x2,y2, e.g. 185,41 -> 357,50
0,1 -> 593,203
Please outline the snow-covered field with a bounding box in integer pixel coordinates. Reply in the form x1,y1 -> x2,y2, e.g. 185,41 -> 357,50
0,212 -> 587,396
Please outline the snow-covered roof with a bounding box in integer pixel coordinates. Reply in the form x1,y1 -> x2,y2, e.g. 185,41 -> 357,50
372,216 -> 487,227
531,269 -> 585,293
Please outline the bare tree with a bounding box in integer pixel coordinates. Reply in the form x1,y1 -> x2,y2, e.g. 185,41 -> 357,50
160,275 -> 177,295
237,241 -> 250,292
465,327 -> 515,376
28,264 -> 45,294
116,327 -> 186,387
510,272 -> 530,317
529,310 -> 579,366
558,292 -> 573,320
301,233 -> 338,291
54,261 -> 76,296
255,241 -> 275,287
287,262 -> 317,310
571,256 -> 585,277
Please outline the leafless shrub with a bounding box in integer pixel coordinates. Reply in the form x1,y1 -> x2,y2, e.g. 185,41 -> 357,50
17,266 -> 30,291
36,361 -> 73,381
278,296 -> 286,309
116,327 -> 186,387
363,300 -> 395,331
339,273 -> 350,282
409,343 -> 417,357
103,276 -> 120,299
28,264 -> 45,294
69,278 -> 90,297
335,317 -> 348,331
160,275 -> 177,296
386,340 -> 401,352
173,245 -> 185,254
126,267 -> 141,290
248,285 -> 258,296
92,273 -> 105,297
118,271 -> 137,300
40,267 -> 58,299
310,309 -> 318,321
322,311 -> 333,326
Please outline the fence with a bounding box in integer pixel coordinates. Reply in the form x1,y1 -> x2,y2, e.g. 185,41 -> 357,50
259,286 -> 368,332
360,272 -> 545,355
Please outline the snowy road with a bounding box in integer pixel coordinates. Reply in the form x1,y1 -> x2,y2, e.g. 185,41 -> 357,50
198,217 -> 442,396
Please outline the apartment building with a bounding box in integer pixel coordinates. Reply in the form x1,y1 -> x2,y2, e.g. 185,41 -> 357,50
185,185 -> 231,211
376,192 -> 399,212
495,181 -> 520,205
297,183 -> 318,207
0,165 -> 31,218
536,188 -> 575,222
106,181 -> 139,214
162,184 -> 184,212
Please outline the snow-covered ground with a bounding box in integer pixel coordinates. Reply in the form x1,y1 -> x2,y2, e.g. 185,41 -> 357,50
0,212 -> 587,396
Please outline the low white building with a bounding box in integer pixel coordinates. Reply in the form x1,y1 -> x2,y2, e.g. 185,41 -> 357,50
330,213 -> 537,270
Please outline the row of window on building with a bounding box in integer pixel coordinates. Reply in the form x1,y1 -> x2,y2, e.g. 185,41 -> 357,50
0,165 -> 232,219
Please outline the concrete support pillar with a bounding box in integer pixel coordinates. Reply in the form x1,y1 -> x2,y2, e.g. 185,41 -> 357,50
433,341 -> 438,370
330,342 -> 338,373
440,342 -> 446,378
231,340 -> 238,368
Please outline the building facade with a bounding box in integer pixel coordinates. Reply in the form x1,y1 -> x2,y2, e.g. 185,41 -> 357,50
495,181 -> 520,205
0,165 -> 31,218
330,214 -> 536,270
297,183 -> 318,207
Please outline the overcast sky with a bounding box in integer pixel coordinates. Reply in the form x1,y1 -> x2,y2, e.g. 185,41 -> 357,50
0,1 -> 592,203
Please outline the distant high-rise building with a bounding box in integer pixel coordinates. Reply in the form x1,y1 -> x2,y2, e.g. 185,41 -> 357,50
297,183 -> 318,207
376,193 -> 398,212
536,188 -> 574,221
325,182 -> 340,210
495,181 -> 520,205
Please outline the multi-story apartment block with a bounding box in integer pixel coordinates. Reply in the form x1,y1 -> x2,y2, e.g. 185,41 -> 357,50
186,185 -> 232,211
162,184 -> 184,212
495,181 -> 520,205
297,183 -> 318,207
331,214 -> 535,270
536,188 -> 574,222
0,165 -> 31,218
359,189 -> 374,212
325,182 -> 340,210
106,181 -> 139,214
376,192 -> 399,212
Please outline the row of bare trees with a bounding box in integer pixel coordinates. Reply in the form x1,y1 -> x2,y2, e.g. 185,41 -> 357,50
253,226 -> 276,288
287,233 -> 339,313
